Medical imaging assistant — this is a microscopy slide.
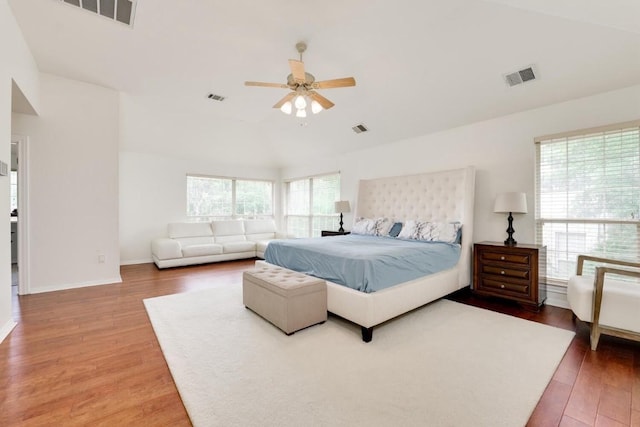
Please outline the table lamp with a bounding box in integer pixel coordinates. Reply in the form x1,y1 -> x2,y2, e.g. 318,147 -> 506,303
494,192 -> 527,246
334,201 -> 351,232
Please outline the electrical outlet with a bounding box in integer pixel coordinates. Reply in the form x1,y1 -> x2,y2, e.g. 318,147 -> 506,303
98,254 -> 105,263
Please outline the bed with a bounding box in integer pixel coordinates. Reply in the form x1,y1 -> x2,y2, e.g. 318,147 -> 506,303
259,166 -> 476,342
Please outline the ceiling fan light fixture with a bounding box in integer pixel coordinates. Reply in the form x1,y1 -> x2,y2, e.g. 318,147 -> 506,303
280,101 -> 293,115
245,42 -> 356,119
294,95 -> 307,109
311,100 -> 323,114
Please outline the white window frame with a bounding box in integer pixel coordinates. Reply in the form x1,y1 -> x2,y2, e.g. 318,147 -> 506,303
535,120 -> 640,286
285,172 -> 341,237
186,174 -> 274,221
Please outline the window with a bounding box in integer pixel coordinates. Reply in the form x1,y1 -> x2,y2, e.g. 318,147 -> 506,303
285,173 -> 340,237
186,175 -> 273,220
535,120 -> 640,284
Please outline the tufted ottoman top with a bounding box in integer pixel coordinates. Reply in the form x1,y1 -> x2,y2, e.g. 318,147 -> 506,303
243,266 -> 325,297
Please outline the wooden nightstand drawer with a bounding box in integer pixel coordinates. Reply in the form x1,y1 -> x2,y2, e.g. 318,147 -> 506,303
473,242 -> 546,310
482,265 -> 530,280
481,252 -> 530,265
479,277 -> 530,295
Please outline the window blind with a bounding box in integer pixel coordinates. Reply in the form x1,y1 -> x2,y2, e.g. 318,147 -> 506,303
535,120 -> 640,284
285,173 -> 340,237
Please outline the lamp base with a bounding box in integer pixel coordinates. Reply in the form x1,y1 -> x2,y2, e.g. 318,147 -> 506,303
338,213 -> 344,233
504,237 -> 517,246
504,212 -> 517,246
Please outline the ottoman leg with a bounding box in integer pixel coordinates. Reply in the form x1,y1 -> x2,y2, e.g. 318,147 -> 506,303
361,326 -> 373,343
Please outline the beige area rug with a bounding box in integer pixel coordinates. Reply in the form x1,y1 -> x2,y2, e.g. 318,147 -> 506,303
144,283 -> 574,427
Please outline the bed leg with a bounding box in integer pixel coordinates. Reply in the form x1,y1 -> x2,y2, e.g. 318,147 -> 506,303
361,326 -> 373,343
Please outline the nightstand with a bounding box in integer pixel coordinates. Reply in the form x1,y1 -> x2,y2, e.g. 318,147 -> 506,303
473,241 -> 546,310
321,230 -> 350,237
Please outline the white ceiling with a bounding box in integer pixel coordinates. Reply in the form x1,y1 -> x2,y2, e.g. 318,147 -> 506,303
8,0 -> 640,168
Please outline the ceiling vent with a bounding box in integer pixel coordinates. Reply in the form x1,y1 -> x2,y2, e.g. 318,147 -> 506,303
504,65 -> 538,87
60,0 -> 138,27
352,123 -> 369,134
207,93 -> 226,102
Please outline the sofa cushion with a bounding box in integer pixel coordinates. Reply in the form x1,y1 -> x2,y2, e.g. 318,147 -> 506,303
246,232 -> 276,242
216,234 -> 247,244
212,220 -> 245,236
223,241 -> 256,254
174,236 -> 215,247
169,222 -> 213,238
244,219 -> 277,234
182,244 -> 223,257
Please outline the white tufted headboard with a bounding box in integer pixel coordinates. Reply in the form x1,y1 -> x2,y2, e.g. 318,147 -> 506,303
354,166 -> 476,286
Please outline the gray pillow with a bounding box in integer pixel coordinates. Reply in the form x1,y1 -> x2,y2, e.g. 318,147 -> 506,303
388,222 -> 402,238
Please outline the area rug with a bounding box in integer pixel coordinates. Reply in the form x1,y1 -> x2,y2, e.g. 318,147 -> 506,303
144,284 -> 574,427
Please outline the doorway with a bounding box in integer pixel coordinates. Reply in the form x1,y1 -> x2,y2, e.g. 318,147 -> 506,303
11,135 -> 29,295
10,142 -> 18,293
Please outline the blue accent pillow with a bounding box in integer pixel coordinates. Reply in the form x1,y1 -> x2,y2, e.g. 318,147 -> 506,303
388,222 -> 403,237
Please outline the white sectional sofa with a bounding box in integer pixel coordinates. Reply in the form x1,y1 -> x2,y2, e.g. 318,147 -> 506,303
151,219 -> 289,269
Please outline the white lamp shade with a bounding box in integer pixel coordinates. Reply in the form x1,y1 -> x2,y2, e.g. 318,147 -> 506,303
280,101 -> 292,115
294,95 -> 307,109
311,100 -> 323,114
494,192 -> 528,214
334,200 -> 351,214
296,108 -> 307,118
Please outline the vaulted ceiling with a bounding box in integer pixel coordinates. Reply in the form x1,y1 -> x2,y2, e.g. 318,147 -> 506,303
8,0 -> 640,168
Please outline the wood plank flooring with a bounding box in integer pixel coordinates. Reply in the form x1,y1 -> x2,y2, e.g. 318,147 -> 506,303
0,260 -> 638,426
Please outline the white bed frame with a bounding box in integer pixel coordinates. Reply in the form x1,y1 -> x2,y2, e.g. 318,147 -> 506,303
261,166 -> 475,342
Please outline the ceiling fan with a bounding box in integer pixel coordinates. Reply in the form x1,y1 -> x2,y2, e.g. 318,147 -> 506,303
245,42 -> 356,117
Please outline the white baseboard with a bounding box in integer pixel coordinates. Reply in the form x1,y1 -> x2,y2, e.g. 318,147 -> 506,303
0,319 -> 17,344
120,258 -> 153,266
28,276 -> 123,294
543,283 -> 570,309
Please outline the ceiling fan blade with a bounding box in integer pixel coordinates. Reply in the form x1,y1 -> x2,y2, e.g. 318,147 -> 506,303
273,92 -> 296,109
313,77 -> 356,89
308,91 -> 335,110
288,59 -> 306,83
245,81 -> 289,89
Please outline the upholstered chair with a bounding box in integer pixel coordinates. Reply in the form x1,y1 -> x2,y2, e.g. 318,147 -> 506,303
567,255 -> 640,351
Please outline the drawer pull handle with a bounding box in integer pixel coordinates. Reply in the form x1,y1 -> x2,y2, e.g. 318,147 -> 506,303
500,284 -> 505,289
500,270 -> 505,275
500,256 -> 505,260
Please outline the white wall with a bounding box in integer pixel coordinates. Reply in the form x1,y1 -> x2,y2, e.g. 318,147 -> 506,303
119,150 -> 280,264
12,73 -> 121,293
283,84 -> 640,247
119,84 -> 639,266
0,0 -> 39,341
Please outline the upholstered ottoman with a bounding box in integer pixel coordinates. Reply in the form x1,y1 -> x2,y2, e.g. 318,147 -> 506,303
243,266 -> 327,335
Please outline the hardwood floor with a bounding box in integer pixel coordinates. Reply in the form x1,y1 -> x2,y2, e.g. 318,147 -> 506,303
448,291 -> 640,427
0,260 -> 638,426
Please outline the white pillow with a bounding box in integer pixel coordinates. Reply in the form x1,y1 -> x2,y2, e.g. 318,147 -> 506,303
397,220 -> 428,239
373,218 -> 393,236
418,222 -> 462,244
398,220 -> 461,243
352,217 -> 376,235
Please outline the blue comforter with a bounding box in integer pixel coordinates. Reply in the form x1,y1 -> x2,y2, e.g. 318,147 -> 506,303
264,234 -> 460,293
